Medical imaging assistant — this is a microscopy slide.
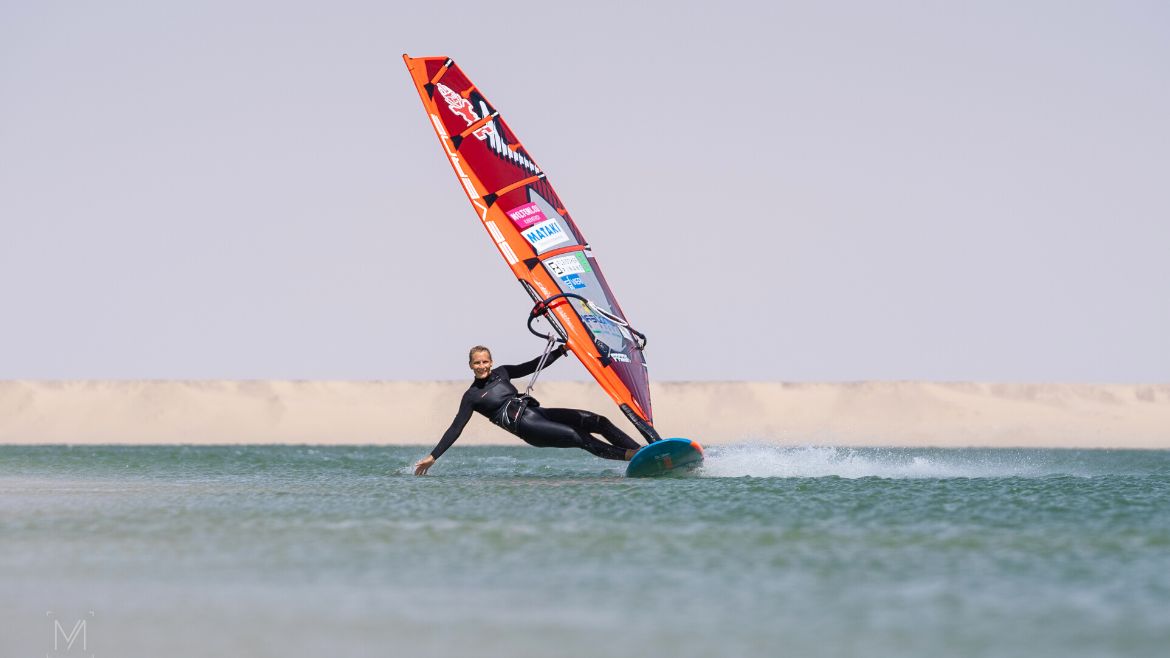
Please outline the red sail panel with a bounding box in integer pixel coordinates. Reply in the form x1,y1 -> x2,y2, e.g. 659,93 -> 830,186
403,54 -> 655,433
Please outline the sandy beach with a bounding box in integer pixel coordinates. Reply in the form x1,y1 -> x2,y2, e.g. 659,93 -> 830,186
1,381 -> 1167,448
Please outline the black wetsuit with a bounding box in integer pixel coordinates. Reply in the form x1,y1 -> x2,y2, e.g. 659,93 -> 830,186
429,348 -> 642,461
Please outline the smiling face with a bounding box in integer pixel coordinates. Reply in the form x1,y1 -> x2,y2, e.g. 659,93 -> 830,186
469,349 -> 493,379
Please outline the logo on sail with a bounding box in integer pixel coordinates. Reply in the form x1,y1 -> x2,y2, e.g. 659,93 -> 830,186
436,83 -> 496,141
506,202 -> 547,230
545,253 -> 590,290
522,220 -> 570,251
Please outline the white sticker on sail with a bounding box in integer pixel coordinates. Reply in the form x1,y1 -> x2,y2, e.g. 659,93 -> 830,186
545,254 -> 586,278
521,219 -> 570,252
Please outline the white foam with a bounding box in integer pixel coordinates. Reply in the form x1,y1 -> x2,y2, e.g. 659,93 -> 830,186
698,445 -> 1045,479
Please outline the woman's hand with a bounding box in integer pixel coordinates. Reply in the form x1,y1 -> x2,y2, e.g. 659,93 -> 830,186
414,455 -> 436,476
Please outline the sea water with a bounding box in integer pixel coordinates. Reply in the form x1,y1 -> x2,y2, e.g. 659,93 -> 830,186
2,445 -> 1168,658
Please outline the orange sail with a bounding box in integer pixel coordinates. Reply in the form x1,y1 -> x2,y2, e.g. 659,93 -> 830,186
403,55 -> 660,442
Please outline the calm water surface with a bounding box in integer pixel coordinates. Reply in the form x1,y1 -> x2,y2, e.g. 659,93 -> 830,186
2,445 -> 1168,657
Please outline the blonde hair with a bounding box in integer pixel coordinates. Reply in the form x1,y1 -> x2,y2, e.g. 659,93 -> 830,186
468,345 -> 492,363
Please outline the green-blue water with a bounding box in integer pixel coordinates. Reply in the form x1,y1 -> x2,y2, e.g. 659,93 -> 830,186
3,445 -> 1169,657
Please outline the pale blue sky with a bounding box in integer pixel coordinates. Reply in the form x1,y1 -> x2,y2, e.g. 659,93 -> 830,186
1,0 -> 1167,382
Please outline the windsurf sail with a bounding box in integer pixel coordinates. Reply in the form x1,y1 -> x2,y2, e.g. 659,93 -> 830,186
403,54 -> 660,443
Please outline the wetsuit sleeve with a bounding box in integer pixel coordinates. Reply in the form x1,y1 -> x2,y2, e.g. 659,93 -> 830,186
501,345 -> 566,379
430,392 -> 474,460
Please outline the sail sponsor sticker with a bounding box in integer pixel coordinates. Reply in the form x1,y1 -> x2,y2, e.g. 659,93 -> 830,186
505,202 -> 547,230
582,313 -> 626,350
545,253 -> 590,277
521,219 -> 570,251
560,273 -> 586,290
546,253 -> 591,289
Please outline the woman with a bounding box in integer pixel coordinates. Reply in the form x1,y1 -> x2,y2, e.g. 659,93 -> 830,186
413,344 -> 642,475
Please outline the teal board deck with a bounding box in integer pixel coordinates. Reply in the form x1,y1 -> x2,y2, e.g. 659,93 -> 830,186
625,438 -> 704,477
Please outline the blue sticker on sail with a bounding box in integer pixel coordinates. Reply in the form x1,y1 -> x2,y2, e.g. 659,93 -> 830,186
561,273 -> 586,289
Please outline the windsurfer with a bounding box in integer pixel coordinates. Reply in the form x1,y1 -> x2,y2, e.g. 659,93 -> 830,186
413,345 -> 642,475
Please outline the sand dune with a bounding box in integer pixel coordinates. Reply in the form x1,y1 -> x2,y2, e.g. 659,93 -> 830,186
1,381 -> 1167,448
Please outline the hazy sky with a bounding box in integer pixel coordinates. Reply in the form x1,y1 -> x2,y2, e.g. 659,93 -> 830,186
2,0 -> 1167,382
